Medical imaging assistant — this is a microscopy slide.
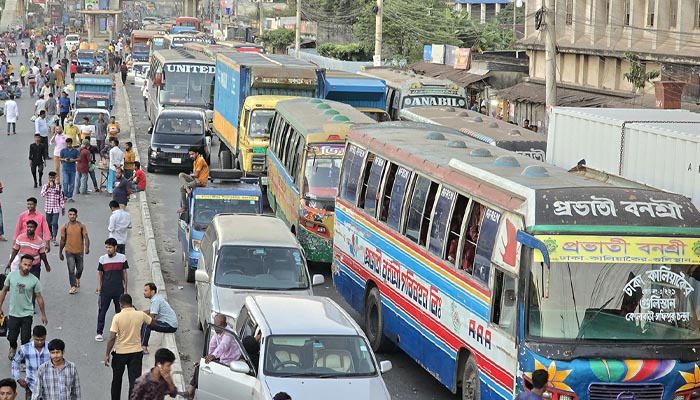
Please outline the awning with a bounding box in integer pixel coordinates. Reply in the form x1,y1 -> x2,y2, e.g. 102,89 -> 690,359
496,81 -> 633,107
410,61 -> 491,88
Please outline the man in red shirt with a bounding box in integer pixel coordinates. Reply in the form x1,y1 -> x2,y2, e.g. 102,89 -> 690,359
129,161 -> 146,193
6,220 -> 51,277
69,62 -> 77,81
14,197 -> 50,253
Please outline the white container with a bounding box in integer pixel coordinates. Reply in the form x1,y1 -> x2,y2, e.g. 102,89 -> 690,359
547,107 -> 700,208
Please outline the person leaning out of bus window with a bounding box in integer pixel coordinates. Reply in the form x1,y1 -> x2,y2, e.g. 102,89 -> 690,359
516,369 -> 549,400
447,224 -> 478,274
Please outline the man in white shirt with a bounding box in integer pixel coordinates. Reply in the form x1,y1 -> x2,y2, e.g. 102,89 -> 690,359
107,138 -> 124,194
108,200 -> 130,254
141,81 -> 148,112
34,110 -> 50,159
34,94 -> 46,116
5,93 -> 18,135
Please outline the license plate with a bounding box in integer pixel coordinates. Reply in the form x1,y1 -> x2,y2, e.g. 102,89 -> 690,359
171,158 -> 181,164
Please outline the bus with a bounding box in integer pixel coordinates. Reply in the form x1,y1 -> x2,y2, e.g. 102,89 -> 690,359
147,49 -> 216,122
267,98 -> 375,263
399,106 -> 547,160
359,67 -> 467,120
333,121 -> 700,400
175,17 -> 199,32
148,34 -> 166,59
163,32 -> 214,49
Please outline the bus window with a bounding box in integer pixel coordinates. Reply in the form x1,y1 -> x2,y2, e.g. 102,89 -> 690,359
458,202 -> 485,274
446,194 -> 469,266
420,181 -> 439,246
379,163 -> 398,223
340,145 -> 367,203
363,156 -> 386,218
492,268 -> 516,336
284,130 -> 300,172
428,187 -> 456,257
404,175 -> 431,244
387,166 -> 411,230
291,138 -> 304,185
357,153 -> 375,209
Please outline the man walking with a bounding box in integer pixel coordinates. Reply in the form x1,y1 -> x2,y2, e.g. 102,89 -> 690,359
107,201 -> 130,254
14,198 -> 50,253
28,135 -> 46,188
34,110 -> 49,160
7,220 -> 51,278
130,348 -> 177,400
104,294 -> 152,400
140,283 -> 178,354
0,255 -> 49,361
95,113 -> 107,157
120,62 -> 127,85
49,126 -> 66,183
112,168 -> 132,210
177,147 -> 209,213
39,172 -> 64,245
11,325 -> 49,400
76,140 -> 91,195
59,137 -> 79,202
141,81 -> 148,112
58,92 -> 70,128
58,208 -> 89,295
5,94 -> 18,135
107,139 -> 123,194
96,238 -> 128,342
32,339 -> 81,400
44,93 -> 57,129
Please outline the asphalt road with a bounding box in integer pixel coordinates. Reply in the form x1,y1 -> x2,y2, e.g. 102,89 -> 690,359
125,81 -> 457,399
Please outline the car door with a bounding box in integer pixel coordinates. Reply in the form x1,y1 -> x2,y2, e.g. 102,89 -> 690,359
177,209 -> 189,258
197,239 -> 215,329
196,324 -> 261,400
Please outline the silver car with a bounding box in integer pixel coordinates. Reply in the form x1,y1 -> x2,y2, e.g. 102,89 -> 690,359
195,295 -> 393,400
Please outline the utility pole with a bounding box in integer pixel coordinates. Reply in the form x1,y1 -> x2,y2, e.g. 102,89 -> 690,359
373,0 -> 382,67
544,0 -> 557,130
259,0 -> 264,36
294,0 -> 300,57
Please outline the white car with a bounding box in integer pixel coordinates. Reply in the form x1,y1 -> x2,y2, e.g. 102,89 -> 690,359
196,295 -> 393,400
64,34 -> 81,51
128,62 -> 150,85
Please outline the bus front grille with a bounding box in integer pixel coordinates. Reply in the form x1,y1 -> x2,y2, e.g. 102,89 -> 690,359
589,383 -> 663,400
251,155 -> 266,171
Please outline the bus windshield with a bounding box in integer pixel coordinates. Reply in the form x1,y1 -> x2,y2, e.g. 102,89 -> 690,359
304,155 -> 342,202
249,110 -> 275,138
528,261 -> 700,341
159,65 -> 214,107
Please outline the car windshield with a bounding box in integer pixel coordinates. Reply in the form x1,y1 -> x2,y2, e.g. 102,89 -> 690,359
264,335 -> 378,377
214,246 -> 309,290
248,109 -> 274,139
133,64 -> 150,75
133,44 -> 149,53
303,145 -> 344,202
192,197 -> 260,228
528,261 -> 700,341
78,51 -> 94,58
66,35 -> 79,42
155,117 -> 204,135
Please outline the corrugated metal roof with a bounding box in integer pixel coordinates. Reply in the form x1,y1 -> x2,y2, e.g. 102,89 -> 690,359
410,61 -> 491,88
497,81 -> 629,107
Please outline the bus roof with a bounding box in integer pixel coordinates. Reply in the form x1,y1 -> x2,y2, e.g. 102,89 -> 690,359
152,48 -> 215,64
276,98 -> 376,138
131,29 -> 164,37
360,66 -> 460,88
183,43 -> 238,59
324,70 -> 386,94
348,122 -> 700,232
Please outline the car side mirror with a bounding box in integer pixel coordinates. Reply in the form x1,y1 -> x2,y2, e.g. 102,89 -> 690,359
379,360 -> 392,374
148,126 -> 153,135
312,274 -> 324,286
194,270 -> 209,283
229,360 -> 250,374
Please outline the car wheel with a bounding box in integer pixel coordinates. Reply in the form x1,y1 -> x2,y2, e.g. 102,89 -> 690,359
364,287 -> 394,352
146,163 -> 155,173
184,252 -> 195,283
461,356 -> 480,400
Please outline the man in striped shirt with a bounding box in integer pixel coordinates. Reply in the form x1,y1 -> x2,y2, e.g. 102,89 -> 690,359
95,238 -> 128,342
6,220 -> 51,276
31,339 -> 81,400
12,325 -> 49,400
14,198 -> 50,254
39,172 -> 64,245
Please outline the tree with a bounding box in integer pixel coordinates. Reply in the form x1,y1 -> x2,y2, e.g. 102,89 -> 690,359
258,29 -> 295,53
623,52 -> 660,92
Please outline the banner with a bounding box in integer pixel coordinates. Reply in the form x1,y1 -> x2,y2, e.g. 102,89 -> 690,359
444,45 -> 458,67
455,48 -> 471,70
431,44 -> 444,64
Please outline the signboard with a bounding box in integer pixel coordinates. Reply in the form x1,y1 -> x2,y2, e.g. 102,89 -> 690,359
455,48 -> 471,70
533,235 -> 700,264
84,0 -> 98,10
164,64 -> 216,74
431,44 -> 445,64
423,45 -> 432,62
194,194 -> 259,201
403,96 -> 467,108
444,45 -> 458,67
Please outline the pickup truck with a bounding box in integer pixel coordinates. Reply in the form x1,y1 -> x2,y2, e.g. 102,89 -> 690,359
178,169 -> 264,282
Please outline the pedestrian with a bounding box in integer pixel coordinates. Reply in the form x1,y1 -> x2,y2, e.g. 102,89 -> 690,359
107,116 -> 120,139
34,110 -> 49,160
112,168 -> 132,210
59,138 -> 79,202
7,218 -> 51,278
95,113 -> 107,157
123,142 -> 135,180
63,117 -> 79,144
27,68 -> 36,98
107,138 -> 123,194
33,95 -> 45,116
57,92 -> 70,128
0,180 -> 5,242
129,161 -> 146,193
69,62 -> 76,82
273,393 -> 292,400
107,200 -> 130,254
58,207 -> 89,295
35,74 -> 45,99
40,83 -> 52,102
44,93 -> 57,128
76,140 -> 91,195
31,339 -> 81,400
96,237 -> 128,343
141,81 -> 148,112
49,126 -> 66,183
14,198 -> 50,252
515,369 -> 548,400
140,283 -> 178,354
11,325 -> 48,400
87,142 -> 101,193
104,294 -> 152,400
39,172 -> 63,245
5,93 -> 17,135
130,348 -> 177,400
0,378 -> 17,399
28,135 -> 47,188
77,117 -> 94,143
18,63 -> 25,87
177,147 -> 209,213
0,254 -> 49,361
120,62 -> 127,85
54,65 -> 63,92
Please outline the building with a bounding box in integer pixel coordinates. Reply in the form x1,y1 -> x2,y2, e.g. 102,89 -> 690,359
454,0 -> 513,23
499,0 -> 700,132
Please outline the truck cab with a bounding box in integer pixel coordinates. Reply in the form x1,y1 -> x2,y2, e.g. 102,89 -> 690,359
178,170 -> 264,282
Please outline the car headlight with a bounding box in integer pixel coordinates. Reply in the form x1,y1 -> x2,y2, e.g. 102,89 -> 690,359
150,150 -> 158,158
192,240 -> 201,252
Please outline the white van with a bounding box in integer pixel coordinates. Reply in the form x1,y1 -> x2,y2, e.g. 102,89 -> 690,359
195,214 -> 324,329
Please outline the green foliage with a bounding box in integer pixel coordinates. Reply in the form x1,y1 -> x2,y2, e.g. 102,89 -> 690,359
317,42 -> 372,61
258,29 -> 295,53
623,52 -> 660,91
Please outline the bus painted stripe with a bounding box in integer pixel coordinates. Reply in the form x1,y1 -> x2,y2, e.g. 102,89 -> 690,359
335,252 -> 514,392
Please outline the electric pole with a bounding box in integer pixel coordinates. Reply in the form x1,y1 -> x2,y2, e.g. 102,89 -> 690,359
295,0 -> 300,57
373,0 -> 383,67
544,0 -> 557,129
259,0 -> 264,36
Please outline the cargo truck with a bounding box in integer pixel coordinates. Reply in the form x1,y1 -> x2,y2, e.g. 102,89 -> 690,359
318,70 -> 389,121
547,107 -> 700,208
212,53 -> 320,183
73,74 -> 114,110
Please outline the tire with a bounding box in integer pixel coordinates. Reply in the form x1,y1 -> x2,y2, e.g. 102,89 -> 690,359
364,287 -> 393,352
220,150 -> 232,170
146,163 -> 155,173
461,356 -> 481,400
184,252 -> 194,283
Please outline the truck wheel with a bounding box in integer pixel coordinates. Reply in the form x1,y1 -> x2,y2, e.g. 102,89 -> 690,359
461,356 -> 480,400
364,287 -> 394,352
183,252 -> 194,283
220,150 -> 232,170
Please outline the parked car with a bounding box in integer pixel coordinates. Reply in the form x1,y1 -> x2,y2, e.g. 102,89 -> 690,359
127,62 -> 150,86
147,108 -> 212,172
196,295 -> 393,400
195,214 -> 324,328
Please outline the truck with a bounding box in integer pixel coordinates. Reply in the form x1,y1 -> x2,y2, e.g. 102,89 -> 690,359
130,30 -> 162,62
547,107 -> 700,208
212,53 -> 320,182
318,69 -> 390,121
72,74 -> 114,110
178,169 -> 264,282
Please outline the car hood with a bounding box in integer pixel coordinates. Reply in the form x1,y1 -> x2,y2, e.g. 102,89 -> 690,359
264,376 -> 390,400
151,134 -> 205,147
212,285 -> 311,321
